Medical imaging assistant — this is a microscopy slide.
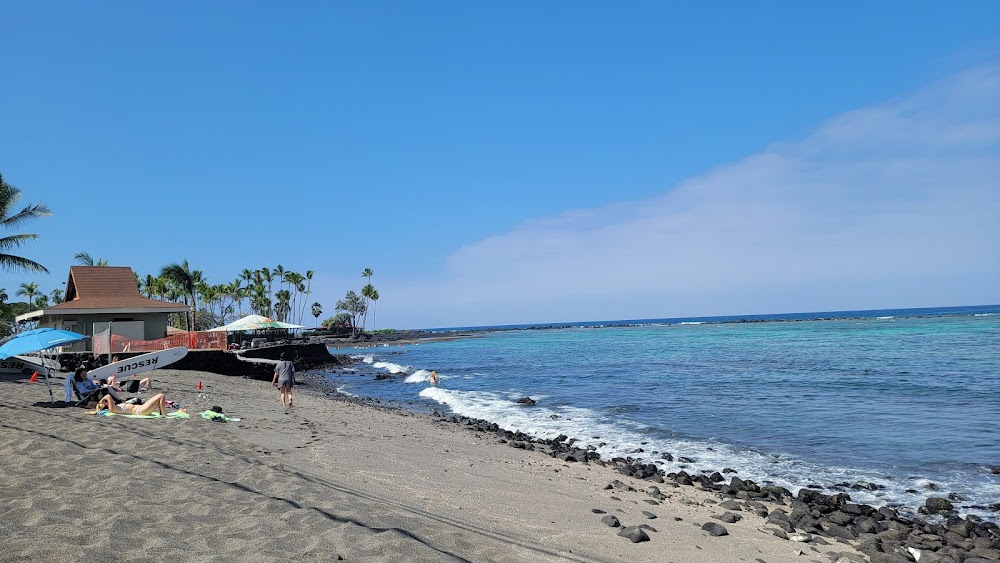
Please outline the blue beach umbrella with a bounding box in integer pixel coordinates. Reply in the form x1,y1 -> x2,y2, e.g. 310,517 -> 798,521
0,328 -> 89,402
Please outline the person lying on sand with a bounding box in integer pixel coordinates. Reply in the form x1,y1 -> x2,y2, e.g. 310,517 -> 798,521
96,393 -> 169,416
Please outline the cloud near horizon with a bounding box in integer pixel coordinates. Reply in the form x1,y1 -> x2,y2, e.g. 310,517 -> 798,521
367,65 -> 1000,328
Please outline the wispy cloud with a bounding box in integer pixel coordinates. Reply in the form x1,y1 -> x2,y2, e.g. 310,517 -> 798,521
361,65 -> 1000,327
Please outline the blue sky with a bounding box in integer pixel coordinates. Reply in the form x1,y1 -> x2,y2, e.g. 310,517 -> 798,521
1,1 -> 998,328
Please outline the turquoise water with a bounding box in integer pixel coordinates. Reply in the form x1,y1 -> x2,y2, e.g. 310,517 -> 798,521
327,306 -> 1000,518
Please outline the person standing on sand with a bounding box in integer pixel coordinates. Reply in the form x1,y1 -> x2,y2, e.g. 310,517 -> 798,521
271,352 -> 295,407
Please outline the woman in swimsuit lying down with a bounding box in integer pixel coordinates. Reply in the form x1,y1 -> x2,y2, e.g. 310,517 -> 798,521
96,393 -> 168,416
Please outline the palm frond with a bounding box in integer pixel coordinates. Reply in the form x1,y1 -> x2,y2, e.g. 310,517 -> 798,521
0,203 -> 52,229
0,254 -> 49,273
0,234 -> 39,251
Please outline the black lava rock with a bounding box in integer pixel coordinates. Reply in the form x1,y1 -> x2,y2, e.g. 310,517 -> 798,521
618,526 -> 651,543
924,497 -> 955,513
713,512 -> 741,524
701,522 -> 729,536
718,500 -> 742,511
601,515 -> 621,527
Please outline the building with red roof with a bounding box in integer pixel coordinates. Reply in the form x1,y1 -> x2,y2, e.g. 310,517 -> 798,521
16,266 -> 190,352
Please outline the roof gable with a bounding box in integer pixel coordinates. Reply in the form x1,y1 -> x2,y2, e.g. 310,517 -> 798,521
65,266 -> 142,301
38,266 -> 190,313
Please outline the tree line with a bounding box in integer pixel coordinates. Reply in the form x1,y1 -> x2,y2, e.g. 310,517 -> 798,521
0,170 -> 384,338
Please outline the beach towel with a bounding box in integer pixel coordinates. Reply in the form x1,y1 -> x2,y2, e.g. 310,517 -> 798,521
91,409 -> 190,419
199,410 -> 241,422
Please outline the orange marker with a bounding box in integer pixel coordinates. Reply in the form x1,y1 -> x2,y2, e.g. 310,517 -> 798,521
197,381 -> 202,390
29,371 -> 39,383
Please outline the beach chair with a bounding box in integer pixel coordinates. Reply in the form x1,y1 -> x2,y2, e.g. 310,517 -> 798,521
66,377 -> 118,407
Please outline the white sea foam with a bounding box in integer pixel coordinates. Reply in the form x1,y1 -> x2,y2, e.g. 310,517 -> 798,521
334,385 -> 357,397
678,321 -> 705,325
414,387 -> 1000,518
876,316 -> 895,320
404,369 -> 432,383
373,361 -> 409,374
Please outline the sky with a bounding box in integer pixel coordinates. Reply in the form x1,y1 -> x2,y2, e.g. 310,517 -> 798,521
1,1 -> 998,329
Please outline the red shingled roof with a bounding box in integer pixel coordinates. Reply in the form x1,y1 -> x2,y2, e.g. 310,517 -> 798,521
46,266 -> 188,311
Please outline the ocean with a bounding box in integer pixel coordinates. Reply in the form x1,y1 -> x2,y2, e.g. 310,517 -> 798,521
322,305 -> 1000,519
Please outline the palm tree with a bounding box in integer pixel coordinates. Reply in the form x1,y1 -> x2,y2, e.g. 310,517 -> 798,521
261,267 -> 274,314
273,265 -> 285,295
299,270 -> 314,327
140,274 -> 155,298
151,276 -> 170,300
370,289 -> 379,331
33,295 -> 48,309
16,282 -> 40,309
227,279 -> 244,318
361,284 -> 376,333
0,288 -> 7,304
336,290 -> 366,337
74,252 -> 108,266
311,302 -> 322,328
0,173 -> 52,273
239,268 -> 253,314
360,268 -> 374,330
274,290 -> 291,322
197,281 -> 215,323
50,288 -> 64,304
160,260 -> 198,331
284,272 -> 304,324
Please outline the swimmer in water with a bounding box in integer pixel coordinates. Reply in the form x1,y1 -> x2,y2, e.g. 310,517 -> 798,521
429,370 -> 439,385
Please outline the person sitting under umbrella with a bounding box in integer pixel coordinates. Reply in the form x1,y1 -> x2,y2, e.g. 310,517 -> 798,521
65,367 -> 122,404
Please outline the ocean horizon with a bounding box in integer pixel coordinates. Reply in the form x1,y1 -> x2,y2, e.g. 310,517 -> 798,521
422,303 -> 1000,332
324,303 -> 1000,521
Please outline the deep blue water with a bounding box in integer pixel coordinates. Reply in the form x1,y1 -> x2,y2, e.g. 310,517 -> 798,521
322,305 -> 1000,519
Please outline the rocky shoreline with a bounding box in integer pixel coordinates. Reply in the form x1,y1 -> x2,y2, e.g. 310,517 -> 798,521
430,412 -> 1000,563
307,358 -> 1000,563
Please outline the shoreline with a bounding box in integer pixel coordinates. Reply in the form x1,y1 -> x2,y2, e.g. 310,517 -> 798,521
327,355 -> 1000,525
313,357 -> 1000,561
311,362 -> 1000,561
2,368 -> 875,562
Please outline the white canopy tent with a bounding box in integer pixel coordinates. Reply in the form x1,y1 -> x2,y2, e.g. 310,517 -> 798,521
209,314 -> 304,332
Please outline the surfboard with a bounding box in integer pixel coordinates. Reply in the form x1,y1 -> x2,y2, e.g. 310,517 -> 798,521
88,347 -> 188,380
0,355 -> 61,374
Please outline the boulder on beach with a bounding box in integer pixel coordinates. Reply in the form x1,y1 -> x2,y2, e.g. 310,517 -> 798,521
601,515 -> 621,527
701,522 -> 729,536
617,526 -> 650,543
718,500 -> 742,511
712,512 -> 741,524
